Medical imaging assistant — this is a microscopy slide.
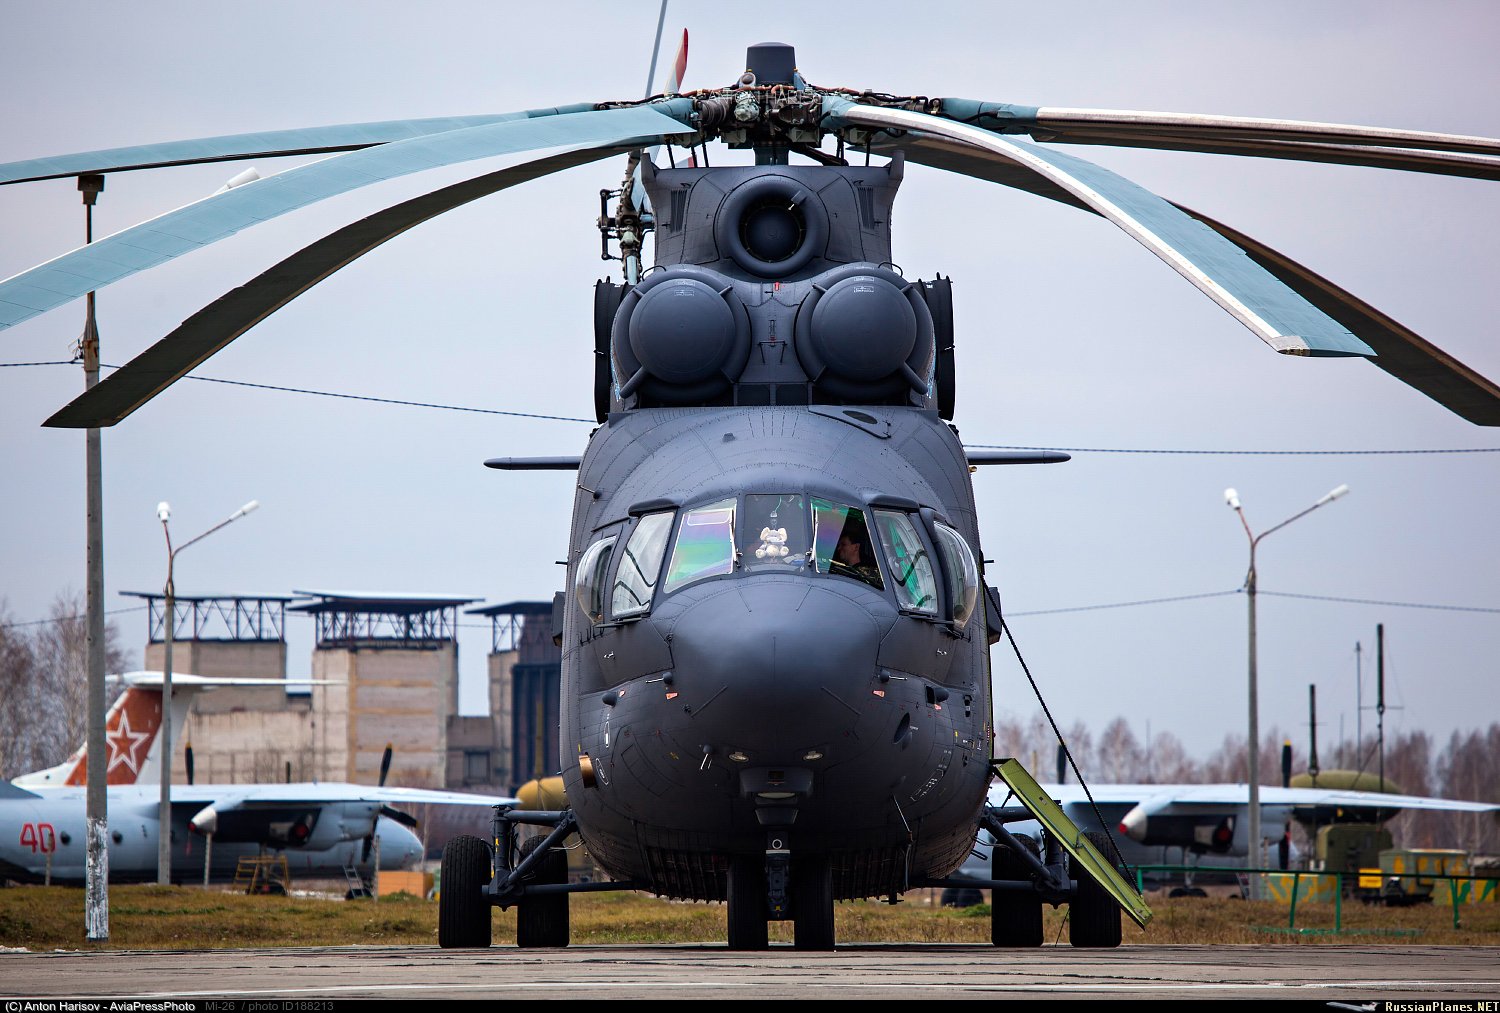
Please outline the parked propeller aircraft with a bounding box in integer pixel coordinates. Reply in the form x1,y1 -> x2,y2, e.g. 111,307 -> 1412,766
3,28 -> 1498,951
975,780 -> 1500,873
0,673 -> 515,886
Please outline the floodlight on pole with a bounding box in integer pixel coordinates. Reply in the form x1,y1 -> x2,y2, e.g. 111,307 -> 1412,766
156,499 -> 260,886
1226,483 -> 1349,899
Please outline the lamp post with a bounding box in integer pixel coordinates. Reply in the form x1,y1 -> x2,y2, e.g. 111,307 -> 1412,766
1225,483 -> 1347,897
156,499 -> 259,886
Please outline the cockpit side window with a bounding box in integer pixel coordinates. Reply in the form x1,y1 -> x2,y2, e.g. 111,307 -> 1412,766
812,499 -> 884,590
664,499 -> 737,593
872,510 -> 938,614
743,494 -> 809,572
611,511 -> 674,619
575,536 -> 618,625
932,521 -> 980,627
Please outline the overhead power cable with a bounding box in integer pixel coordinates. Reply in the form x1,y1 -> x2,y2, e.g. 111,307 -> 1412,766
166,373 -> 596,424
7,359 -> 1500,453
0,605 -> 146,631
1005,589 -> 1240,616
1005,588 -> 1497,617
1254,590 -> 1500,614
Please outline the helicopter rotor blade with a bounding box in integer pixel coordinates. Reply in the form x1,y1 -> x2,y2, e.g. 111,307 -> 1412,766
870,132 -> 1500,426
43,142 -> 633,429
0,101 -> 694,332
929,101 -> 1500,178
1029,132 -> 1500,181
1173,205 -> 1500,426
0,115 -> 528,185
836,101 -> 1371,358
1026,106 -> 1500,178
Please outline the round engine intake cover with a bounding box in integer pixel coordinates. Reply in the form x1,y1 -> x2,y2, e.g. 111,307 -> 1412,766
808,275 -> 917,382
611,265 -> 752,406
793,263 -> 935,402
630,278 -> 739,385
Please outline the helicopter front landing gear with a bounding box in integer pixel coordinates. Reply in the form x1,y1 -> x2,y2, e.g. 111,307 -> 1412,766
725,836 -> 836,951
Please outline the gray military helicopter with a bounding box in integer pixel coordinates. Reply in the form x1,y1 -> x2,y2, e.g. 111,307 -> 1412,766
3,38 -> 1499,952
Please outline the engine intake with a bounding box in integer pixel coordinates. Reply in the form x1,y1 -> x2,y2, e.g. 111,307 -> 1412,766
714,174 -> 829,278
612,265 -> 752,406
794,263 -> 935,402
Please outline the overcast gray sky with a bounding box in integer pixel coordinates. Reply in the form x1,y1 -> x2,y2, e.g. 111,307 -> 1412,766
1,1 -> 1496,765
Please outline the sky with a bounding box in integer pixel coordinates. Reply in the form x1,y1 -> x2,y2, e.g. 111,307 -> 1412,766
1,1 -> 1496,765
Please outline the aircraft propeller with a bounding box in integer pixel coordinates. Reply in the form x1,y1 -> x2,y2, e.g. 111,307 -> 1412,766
360,743 -> 396,864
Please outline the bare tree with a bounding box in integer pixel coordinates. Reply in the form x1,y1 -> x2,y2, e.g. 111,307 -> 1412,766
1146,730 -> 1200,783
1436,725 -> 1500,855
1096,717 -> 1146,782
0,600 -> 43,779
0,592 -> 130,780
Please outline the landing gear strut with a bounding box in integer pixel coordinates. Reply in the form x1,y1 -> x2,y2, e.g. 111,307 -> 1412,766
726,837 -> 837,951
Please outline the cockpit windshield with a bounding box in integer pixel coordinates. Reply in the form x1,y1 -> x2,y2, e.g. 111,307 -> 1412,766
812,499 -> 884,590
655,494 -> 923,601
664,499 -> 737,593
872,509 -> 938,614
742,494 -> 809,572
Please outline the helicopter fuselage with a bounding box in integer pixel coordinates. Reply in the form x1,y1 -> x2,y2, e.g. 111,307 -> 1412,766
559,403 -> 995,900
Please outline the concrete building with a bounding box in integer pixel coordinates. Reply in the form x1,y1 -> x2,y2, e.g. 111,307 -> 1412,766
124,590 -> 562,794
293,591 -> 478,788
124,592 -> 314,784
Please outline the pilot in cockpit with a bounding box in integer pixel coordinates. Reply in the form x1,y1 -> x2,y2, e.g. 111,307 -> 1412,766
828,518 -> 883,589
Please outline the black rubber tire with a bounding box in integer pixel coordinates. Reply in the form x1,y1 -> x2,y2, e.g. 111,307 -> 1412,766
438,834 -> 492,949
1069,831 -> 1123,948
726,853 -> 769,951
516,835 -> 570,948
990,835 -> 1044,947
792,854 -> 836,951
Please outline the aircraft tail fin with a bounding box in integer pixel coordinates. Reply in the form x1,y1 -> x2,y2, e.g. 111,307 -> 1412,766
11,672 -> 313,788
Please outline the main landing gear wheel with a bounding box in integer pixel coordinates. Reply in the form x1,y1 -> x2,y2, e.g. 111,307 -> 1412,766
727,853 -> 769,951
792,854 -> 835,951
516,835 -> 570,948
990,835 -> 1044,947
438,834 -> 492,949
1068,831 -> 1123,948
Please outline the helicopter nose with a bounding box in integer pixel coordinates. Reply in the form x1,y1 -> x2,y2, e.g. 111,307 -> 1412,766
665,578 -> 881,749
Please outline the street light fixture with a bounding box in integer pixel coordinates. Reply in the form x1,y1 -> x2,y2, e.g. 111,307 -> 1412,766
156,499 -> 259,885
1225,483 -> 1347,897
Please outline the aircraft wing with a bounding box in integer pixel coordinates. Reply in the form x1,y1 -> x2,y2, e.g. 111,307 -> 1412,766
988,781 -> 1165,807
168,782 -> 517,807
1133,784 -> 1500,814
165,783 -> 518,846
991,779 -> 1498,815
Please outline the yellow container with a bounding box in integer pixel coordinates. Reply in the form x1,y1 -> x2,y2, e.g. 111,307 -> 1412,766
1260,872 -> 1338,905
380,870 -> 434,898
